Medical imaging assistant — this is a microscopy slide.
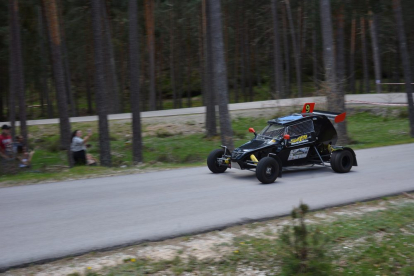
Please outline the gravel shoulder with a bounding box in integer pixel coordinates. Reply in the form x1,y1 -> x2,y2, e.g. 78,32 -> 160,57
3,194 -> 413,276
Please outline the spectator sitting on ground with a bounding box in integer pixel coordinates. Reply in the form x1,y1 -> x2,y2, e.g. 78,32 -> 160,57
85,144 -> 97,166
16,145 -> 35,168
13,135 -> 24,152
71,129 -> 92,165
86,153 -> 97,166
0,125 -> 13,160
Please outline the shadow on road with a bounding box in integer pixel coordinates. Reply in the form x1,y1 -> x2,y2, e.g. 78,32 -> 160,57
212,165 -> 358,186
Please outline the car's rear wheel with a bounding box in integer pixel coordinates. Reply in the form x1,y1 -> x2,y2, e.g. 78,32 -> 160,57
207,149 -> 228,173
330,150 -> 353,173
256,157 -> 279,184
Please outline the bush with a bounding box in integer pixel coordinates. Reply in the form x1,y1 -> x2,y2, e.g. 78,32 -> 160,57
156,129 -> 175,138
156,153 -> 178,163
181,153 -> 202,163
279,203 -> 332,276
43,136 -> 61,153
0,159 -> 20,175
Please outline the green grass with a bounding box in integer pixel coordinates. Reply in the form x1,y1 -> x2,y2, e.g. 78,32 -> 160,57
73,200 -> 414,276
347,108 -> 413,149
1,106 -> 413,184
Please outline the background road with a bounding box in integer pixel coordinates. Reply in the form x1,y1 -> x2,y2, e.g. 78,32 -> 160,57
0,93 -> 407,126
0,143 -> 413,270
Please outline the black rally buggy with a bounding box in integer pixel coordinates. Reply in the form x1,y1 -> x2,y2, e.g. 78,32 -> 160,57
207,103 -> 357,184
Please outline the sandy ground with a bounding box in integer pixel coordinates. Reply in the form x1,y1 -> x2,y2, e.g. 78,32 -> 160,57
3,195 -> 413,276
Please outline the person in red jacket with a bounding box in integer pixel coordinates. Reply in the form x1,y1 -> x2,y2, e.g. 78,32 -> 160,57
0,125 -> 13,160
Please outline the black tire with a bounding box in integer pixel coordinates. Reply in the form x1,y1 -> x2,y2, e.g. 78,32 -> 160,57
256,157 -> 280,184
330,150 -> 353,173
207,149 -> 227,173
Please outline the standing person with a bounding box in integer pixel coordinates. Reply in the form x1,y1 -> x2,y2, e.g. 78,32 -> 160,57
70,129 -> 92,165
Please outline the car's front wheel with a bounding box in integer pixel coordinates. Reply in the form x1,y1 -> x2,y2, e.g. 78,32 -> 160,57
256,157 -> 280,184
207,149 -> 228,173
330,150 -> 353,173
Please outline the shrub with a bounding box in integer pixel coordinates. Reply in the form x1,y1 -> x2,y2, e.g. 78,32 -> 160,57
181,153 -> 202,163
156,129 -> 175,138
44,136 -> 61,153
156,153 -> 178,163
279,203 -> 332,276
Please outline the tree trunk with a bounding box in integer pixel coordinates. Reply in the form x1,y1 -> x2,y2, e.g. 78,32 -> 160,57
42,0 -> 72,165
320,0 -> 348,143
392,40 -> 401,92
128,0 -> 143,163
38,6 -> 53,118
233,29 -> 239,103
244,28 -> 253,102
57,0 -> 77,117
336,6 -> 345,88
198,10 -> 205,107
85,15 -> 94,115
369,11 -> 382,93
145,0 -> 156,111
392,0 -> 414,137
233,4 -> 240,103
203,0 -> 217,137
86,75 -> 93,115
335,4 -> 349,144
312,28 -> 319,90
271,0 -> 284,99
349,14 -> 356,94
9,0 -> 27,145
207,0 -> 233,150
186,33 -> 192,107
169,3 -> 177,109
91,0 -> 111,166
300,1 -> 307,57
157,37 -> 163,110
102,2 -> 121,114
282,7 -> 291,96
360,17 -> 370,93
8,1 -> 16,139
285,0 -> 302,97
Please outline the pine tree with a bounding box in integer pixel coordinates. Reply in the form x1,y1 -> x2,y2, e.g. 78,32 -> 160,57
129,0 -> 143,164
208,0 -> 233,150
42,0 -> 72,165
91,0 -> 111,166
392,0 -> 414,137
9,0 -> 27,144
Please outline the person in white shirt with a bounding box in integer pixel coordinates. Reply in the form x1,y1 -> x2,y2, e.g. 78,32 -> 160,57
70,129 -> 92,165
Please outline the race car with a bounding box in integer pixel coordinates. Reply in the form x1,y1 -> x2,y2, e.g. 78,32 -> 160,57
207,103 -> 357,184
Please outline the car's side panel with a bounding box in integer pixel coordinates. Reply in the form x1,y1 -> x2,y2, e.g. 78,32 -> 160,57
313,116 -> 338,145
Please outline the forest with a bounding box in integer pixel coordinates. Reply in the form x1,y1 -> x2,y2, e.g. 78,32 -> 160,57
1,0 -> 414,166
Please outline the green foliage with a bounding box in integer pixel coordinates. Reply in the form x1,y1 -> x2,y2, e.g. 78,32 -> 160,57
279,203 -> 332,276
346,108 -> 414,149
42,136 -> 61,153
155,129 -> 176,138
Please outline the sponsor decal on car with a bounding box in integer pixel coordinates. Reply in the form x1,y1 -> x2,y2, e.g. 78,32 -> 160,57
290,134 -> 308,145
288,147 -> 310,160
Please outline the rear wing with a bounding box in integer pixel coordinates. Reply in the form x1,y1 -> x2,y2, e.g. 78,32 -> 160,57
301,103 -> 346,123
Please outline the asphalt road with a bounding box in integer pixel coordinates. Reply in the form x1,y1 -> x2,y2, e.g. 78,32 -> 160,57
0,93 -> 407,126
1,144 -> 413,270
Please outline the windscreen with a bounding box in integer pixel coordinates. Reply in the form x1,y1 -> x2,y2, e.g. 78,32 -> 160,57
257,124 -> 285,139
